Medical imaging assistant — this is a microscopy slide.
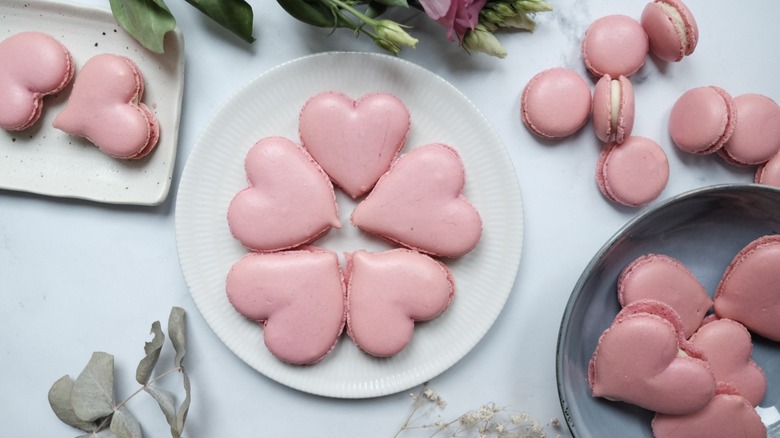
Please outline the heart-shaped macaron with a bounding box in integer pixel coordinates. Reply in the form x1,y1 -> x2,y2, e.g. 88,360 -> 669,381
227,137 -> 341,252
589,300 -> 716,415
346,249 -> 454,357
351,143 -> 482,258
225,248 -> 346,365
714,234 -> 780,341
651,384 -> 766,438
690,318 -> 766,406
0,31 -> 74,131
299,91 -> 410,198
52,54 -> 159,159
618,254 -> 713,338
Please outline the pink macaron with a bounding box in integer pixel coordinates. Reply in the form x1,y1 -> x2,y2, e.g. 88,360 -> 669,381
668,86 -> 736,155
719,93 -> 780,166
641,0 -> 699,62
582,14 -> 649,78
596,136 -> 669,207
755,151 -> 780,187
592,74 -> 635,144
521,67 -> 592,139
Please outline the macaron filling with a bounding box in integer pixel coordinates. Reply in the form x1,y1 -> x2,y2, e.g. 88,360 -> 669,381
610,79 -> 621,132
658,1 -> 689,52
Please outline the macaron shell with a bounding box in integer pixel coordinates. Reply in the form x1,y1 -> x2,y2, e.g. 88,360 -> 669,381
755,150 -> 780,186
720,93 -> 780,165
521,67 -> 592,139
582,15 -> 649,78
689,318 -> 767,407
714,234 -> 780,341
618,254 -> 712,338
641,0 -> 699,62
651,390 -> 766,438
596,136 -> 670,207
669,86 -> 735,154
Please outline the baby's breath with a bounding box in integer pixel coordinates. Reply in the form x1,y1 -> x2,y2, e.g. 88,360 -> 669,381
396,384 -> 563,438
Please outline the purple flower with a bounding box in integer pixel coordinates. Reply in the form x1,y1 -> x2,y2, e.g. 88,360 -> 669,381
417,0 -> 487,42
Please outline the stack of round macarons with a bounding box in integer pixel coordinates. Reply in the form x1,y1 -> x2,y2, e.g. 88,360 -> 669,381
521,0 -> 702,207
669,87 -> 780,185
589,236 -> 779,437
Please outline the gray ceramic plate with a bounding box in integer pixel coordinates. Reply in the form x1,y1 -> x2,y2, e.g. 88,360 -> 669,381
557,184 -> 780,437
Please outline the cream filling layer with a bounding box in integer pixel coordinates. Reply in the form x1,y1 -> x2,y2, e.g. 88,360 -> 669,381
610,79 -> 621,133
659,1 -> 688,51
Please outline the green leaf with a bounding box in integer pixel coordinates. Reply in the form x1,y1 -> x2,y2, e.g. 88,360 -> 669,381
276,0 -> 339,27
175,370 -> 191,435
108,0 -> 177,54
48,375 -> 96,432
372,0 -> 408,7
136,321 -> 165,385
168,307 -> 186,369
144,386 -> 177,435
184,0 -> 255,43
72,352 -> 116,423
110,407 -> 142,438
365,2 -> 388,18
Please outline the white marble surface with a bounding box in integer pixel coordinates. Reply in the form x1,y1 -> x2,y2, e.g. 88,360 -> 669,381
1,0 -> 779,436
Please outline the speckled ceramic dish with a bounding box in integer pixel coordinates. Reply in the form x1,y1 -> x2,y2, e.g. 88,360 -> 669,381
557,184 -> 780,437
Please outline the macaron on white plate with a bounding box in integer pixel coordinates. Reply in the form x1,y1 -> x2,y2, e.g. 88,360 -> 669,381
557,184 -> 780,437
0,0 -> 184,205
175,52 -> 524,398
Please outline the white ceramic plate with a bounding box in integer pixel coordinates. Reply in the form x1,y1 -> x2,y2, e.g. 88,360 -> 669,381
175,52 -> 524,398
0,0 -> 184,205
557,184 -> 780,437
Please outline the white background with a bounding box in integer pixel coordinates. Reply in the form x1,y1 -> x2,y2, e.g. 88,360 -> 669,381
2,0 -> 779,436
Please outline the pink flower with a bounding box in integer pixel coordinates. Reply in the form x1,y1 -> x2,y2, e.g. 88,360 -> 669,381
417,0 -> 488,42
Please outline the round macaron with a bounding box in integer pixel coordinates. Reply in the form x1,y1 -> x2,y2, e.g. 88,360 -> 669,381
641,0 -> 699,62
719,93 -> 780,166
582,15 -> 649,78
521,67 -> 592,139
592,74 -> 635,144
755,150 -> 780,187
669,86 -> 736,155
596,136 -> 670,207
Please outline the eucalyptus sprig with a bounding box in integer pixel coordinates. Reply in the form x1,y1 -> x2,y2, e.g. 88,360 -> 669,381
108,0 -> 254,53
48,307 -> 190,438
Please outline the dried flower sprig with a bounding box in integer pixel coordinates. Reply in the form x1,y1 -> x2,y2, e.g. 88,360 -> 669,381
396,384 -> 563,438
48,307 -> 190,438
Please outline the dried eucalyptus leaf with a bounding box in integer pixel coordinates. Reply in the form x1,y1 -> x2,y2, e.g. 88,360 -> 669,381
174,370 -> 191,435
167,307 -> 186,369
48,375 -> 95,432
72,352 -> 116,422
136,321 -> 165,385
108,0 -> 177,54
143,385 -> 176,431
110,407 -> 142,438
78,431 -> 117,438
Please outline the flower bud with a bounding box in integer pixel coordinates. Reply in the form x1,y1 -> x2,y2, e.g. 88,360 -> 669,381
375,20 -> 419,49
463,25 -> 507,58
374,37 -> 401,56
514,0 -> 553,13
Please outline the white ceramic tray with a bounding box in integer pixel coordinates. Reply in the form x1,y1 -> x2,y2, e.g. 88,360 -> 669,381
0,0 -> 184,205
